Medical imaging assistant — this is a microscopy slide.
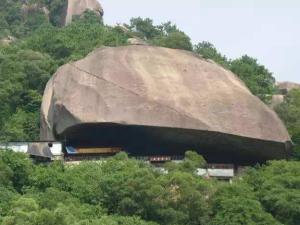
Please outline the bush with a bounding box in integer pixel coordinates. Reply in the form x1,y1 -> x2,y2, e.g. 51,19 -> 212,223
1,150 -> 299,225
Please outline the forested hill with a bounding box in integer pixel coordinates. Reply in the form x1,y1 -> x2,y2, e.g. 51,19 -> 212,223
0,1 -> 300,225
0,150 -> 300,225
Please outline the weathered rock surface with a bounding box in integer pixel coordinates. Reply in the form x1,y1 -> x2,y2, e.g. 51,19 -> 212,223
271,82 -> 300,108
21,3 -> 49,19
0,36 -> 16,46
41,46 -> 292,164
270,94 -> 285,108
127,38 -> 148,46
64,0 -> 104,25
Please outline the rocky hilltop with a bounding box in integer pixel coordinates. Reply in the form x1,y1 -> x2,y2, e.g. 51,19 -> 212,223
277,81 -> 300,94
40,45 -> 292,164
19,0 -> 103,26
64,0 -> 104,25
271,81 -> 300,107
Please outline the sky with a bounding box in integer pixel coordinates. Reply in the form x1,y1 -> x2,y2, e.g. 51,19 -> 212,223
99,0 -> 300,83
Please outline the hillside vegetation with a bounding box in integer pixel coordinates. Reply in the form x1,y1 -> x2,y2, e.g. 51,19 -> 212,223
275,89 -> 300,158
0,150 -> 299,225
0,2 -> 299,225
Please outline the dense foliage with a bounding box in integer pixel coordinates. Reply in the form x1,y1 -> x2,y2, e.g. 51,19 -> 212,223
0,150 -> 299,225
127,18 -> 193,51
194,42 -> 229,68
275,89 -> 300,159
0,0 -> 68,39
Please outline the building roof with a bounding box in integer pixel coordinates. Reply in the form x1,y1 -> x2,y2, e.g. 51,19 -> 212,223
28,143 -> 53,158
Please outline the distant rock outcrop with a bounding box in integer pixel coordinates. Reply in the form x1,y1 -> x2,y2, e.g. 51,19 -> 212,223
18,0 -> 103,27
21,3 -> 50,19
41,46 -> 292,164
127,38 -> 148,46
0,36 -> 16,46
277,81 -> 300,94
64,0 -> 104,25
270,94 -> 285,108
271,82 -> 300,107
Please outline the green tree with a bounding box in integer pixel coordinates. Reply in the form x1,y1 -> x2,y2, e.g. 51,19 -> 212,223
0,150 -> 33,192
244,161 -> 300,225
1,109 -> 40,142
127,18 -> 193,51
1,197 -> 40,225
194,41 -> 229,67
0,49 -> 55,141
0,15 -> 10,38
85,216 -> 158,225
210,183 -> 281,225
0,160 -> 13,187
153,31 -> 193,51
0,187 -> 19,218
275,89 -> 300,159
165,151 -> 206,173
23,20 -> 127,61
230,55 -> 275,102
129,17 -> 161,40
0,150 -> 299,225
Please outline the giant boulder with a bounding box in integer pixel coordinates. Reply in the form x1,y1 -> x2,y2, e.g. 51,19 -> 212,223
41,46 -> 292,164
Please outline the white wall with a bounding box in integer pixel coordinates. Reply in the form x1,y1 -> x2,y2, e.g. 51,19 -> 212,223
49,143 -> 63,156
0,143 -> 28,153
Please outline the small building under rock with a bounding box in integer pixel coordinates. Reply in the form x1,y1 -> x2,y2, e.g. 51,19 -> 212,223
0,142 -> 63,161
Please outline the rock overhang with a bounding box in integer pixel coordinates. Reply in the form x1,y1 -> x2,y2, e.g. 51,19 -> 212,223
40,45 -> 292,164
58,122 -> 292,165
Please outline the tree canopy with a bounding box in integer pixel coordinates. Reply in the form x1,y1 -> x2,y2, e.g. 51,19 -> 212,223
194,41 -> 229,68
275,89 -> 300,159
230,55 -> 275,102
0,150 -> 299,225
127,17 -> 193,51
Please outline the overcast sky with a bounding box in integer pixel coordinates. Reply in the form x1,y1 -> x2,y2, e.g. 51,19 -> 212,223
100,0 -> 299,83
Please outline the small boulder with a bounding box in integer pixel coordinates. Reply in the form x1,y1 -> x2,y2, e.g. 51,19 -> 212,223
127,38 -> 148,46
0,36 -> 16,46
270,94 -> 285,108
